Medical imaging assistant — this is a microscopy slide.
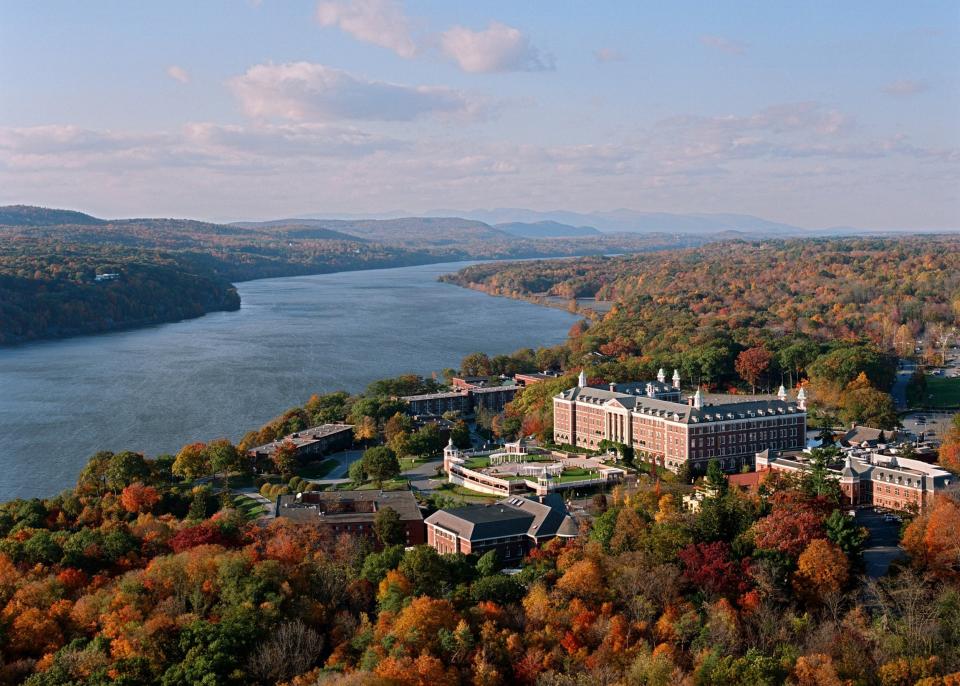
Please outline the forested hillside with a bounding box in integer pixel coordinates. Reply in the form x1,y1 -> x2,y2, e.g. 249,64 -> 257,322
0,240 -> 240,344
0,415 -> 958,685
441,237 -> 960,431
443,237 -> 960,351
0,206 -> 710,344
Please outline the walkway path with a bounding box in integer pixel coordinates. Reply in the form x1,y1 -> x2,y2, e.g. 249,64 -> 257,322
402,457 -> 445,492
232,486 -> 275,519
321,449 -> 365,479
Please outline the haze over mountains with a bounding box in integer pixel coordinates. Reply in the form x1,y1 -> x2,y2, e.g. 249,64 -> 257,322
287,208 -> 955,236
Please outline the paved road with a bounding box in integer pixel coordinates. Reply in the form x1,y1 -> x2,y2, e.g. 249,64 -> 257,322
403,457 -> 446,491
322,449 -> 365,479
855,507 -> 905,578
892,368 -> 913,410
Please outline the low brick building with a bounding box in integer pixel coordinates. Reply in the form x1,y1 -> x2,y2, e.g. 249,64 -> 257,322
248,423 -> 353,463
514,371 -> 562,386
275,490 -> 425,547
424,495 -> 578,562
756,447 -> 955,513
401,384 -> 519,417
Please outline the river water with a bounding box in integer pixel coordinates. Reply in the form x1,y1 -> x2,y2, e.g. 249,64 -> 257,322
0,262 -> 578,500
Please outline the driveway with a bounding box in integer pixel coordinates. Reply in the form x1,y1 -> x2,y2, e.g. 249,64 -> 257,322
854,507 -> 905,578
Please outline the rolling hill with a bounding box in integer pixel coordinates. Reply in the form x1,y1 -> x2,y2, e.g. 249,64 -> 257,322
494,220 -> 601,238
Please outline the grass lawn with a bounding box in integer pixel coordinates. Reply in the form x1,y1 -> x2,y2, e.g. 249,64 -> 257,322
338,478 -> 409,492
555,469 -> 601,483
400,455 -> 441,471
924,376 -> 960,408
231,494 -> 267,520
447,485 -> 499,500
298,458 -> 339,479
463,456 -> 491,470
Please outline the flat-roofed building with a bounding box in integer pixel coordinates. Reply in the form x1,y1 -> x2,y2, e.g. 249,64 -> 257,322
402,390 -> 472,416
515,370 -> 562,386
424,494 -> 578,561
401,384 -> 519,417
470,385 -> 519,414
451,376 -> 490,389
275,490 -> 425,547
248,423 -> 353,463
554,370 -> 806,474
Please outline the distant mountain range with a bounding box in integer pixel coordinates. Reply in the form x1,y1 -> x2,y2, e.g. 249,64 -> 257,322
0,205 -> 105,227
6,205 -> 955,240
291,208 -> 874,236
494,221 -> 601,238
433,208 -> 811,235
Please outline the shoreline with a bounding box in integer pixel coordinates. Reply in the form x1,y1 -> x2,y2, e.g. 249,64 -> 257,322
2,251 -> 614,348
0,264 -> 581,501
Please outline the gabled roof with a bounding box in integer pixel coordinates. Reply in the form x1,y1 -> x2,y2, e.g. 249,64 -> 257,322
425,503 -> 533,540
841,426 -> 895,447
424,495 -> 578,542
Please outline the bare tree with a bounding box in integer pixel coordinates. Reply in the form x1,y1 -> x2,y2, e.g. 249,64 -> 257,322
248,619 -> 325,684
864,570 -> 941,659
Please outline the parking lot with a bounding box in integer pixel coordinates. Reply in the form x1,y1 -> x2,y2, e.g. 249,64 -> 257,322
900,410 -> 957,446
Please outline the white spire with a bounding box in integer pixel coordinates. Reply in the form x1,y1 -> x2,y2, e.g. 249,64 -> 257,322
693,387 -> 703,409
578,369 -> 587,388
777,384 -> 787,401
672,369 -> 681,389
657,368 -> 666,383
797,386 -> 807,410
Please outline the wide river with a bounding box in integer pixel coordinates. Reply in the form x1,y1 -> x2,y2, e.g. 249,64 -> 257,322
0,261 -> 578,501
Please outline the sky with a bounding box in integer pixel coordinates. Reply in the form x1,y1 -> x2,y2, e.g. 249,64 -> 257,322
1,1 -> 958,228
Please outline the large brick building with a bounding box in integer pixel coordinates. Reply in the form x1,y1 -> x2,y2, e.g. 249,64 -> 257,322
554,370 -> 807,474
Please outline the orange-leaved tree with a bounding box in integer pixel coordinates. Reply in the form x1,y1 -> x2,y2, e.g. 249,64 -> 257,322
793,538 -> 849,603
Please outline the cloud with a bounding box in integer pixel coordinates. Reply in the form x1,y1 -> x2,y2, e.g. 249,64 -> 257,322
699,34 -> 747,55
0,122 -> 402,176
440,22 -> 554,73
182,122 -> 403,157
166,65 -> 190,84
593,48 -> 625,63
315,0 -> 417,58
883,79 -> 928,96
2,100 -> 956,229
227,62 -> 478,122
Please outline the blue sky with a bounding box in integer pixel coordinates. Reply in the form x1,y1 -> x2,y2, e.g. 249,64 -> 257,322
1,0 -> 957,227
